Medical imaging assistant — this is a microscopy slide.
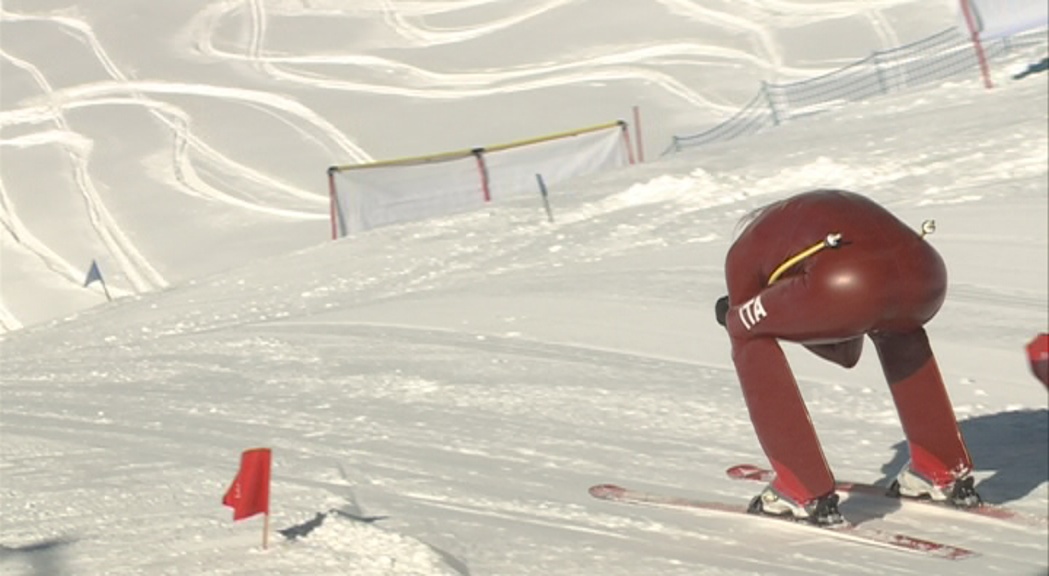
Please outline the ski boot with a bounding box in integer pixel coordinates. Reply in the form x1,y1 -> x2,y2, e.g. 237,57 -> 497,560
888,462 -> 982,508
748,485 -> 845,526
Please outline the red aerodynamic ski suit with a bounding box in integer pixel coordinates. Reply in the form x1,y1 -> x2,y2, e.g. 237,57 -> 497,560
722,190 -> 973,505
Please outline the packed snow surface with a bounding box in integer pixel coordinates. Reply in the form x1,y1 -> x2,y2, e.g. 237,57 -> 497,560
1,1 -> 1046,575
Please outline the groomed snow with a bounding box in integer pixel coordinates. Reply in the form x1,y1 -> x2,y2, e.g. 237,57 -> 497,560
1,1 -> 1046,575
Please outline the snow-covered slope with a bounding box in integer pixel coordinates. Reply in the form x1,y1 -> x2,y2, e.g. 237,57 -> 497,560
1,1 -> 1047,575
1,0 -> 966,331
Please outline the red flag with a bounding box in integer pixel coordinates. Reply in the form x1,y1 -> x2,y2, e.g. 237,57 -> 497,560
1027,333 -> 1049,388
222,448 -> 271,521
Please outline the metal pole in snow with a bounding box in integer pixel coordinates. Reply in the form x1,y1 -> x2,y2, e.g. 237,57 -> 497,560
99,279 -> 112,302
536,174 -> 554,223
632,105 -> 644,163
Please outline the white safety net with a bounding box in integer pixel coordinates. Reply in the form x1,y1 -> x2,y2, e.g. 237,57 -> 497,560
333,154 -> 484,236
484,127 -> 630,202
331,123 -> 631,236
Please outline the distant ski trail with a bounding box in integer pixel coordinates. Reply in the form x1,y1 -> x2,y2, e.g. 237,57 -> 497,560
15,7 -> 366,164
192,2 -> 766,112
1,8 -> 337,296
195,0 -> 909,106
0,48 -> 166,293
246,0 -> 267,69
189,2 -> 373,163
0,136 -> 129,297
377,0 -> 569,46
739,0 -> 922,22
43,79 -> 369,165
654,0 -> 784,71
5,92 -> 328,218
197,40 -> 748,111
1,10 -> 354,201
64,96 -> 328,217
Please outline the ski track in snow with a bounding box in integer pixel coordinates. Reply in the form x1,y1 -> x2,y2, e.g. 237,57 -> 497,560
0,135 -> 97,286
1,10 -> 361,206
194,0 -> 846,105
193,2 -> 728,109
0,46 -> 166,295
1,6 -> 367,329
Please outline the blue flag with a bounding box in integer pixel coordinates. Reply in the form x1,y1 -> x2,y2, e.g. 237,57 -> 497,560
84,260 -> 103,288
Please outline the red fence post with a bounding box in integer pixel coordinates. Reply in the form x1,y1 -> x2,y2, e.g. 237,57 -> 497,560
960,0 -> 994,89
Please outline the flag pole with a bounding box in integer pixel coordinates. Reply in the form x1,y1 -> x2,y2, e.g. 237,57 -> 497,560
222,447 -> 272,549
99,278 -> 113,302
536,173 -> 554,223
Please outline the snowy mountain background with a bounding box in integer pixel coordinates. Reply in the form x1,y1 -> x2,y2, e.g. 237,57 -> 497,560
1,1 -> 1046,575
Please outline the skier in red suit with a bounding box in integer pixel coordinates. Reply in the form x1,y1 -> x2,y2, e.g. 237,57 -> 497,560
715,189 -> 980,526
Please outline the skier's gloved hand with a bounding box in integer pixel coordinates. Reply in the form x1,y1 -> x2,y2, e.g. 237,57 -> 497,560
715,295 -> 729,327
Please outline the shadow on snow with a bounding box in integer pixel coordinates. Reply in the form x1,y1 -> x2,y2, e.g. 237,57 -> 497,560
878,408 -> 1049,504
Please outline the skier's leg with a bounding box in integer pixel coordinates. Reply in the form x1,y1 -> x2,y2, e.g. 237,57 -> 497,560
732,336 -> 835,503
871,329 -> 973,485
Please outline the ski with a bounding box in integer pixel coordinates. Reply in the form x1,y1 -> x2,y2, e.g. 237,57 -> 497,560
589,483 -> 977,560
726,464 -> 1047,529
